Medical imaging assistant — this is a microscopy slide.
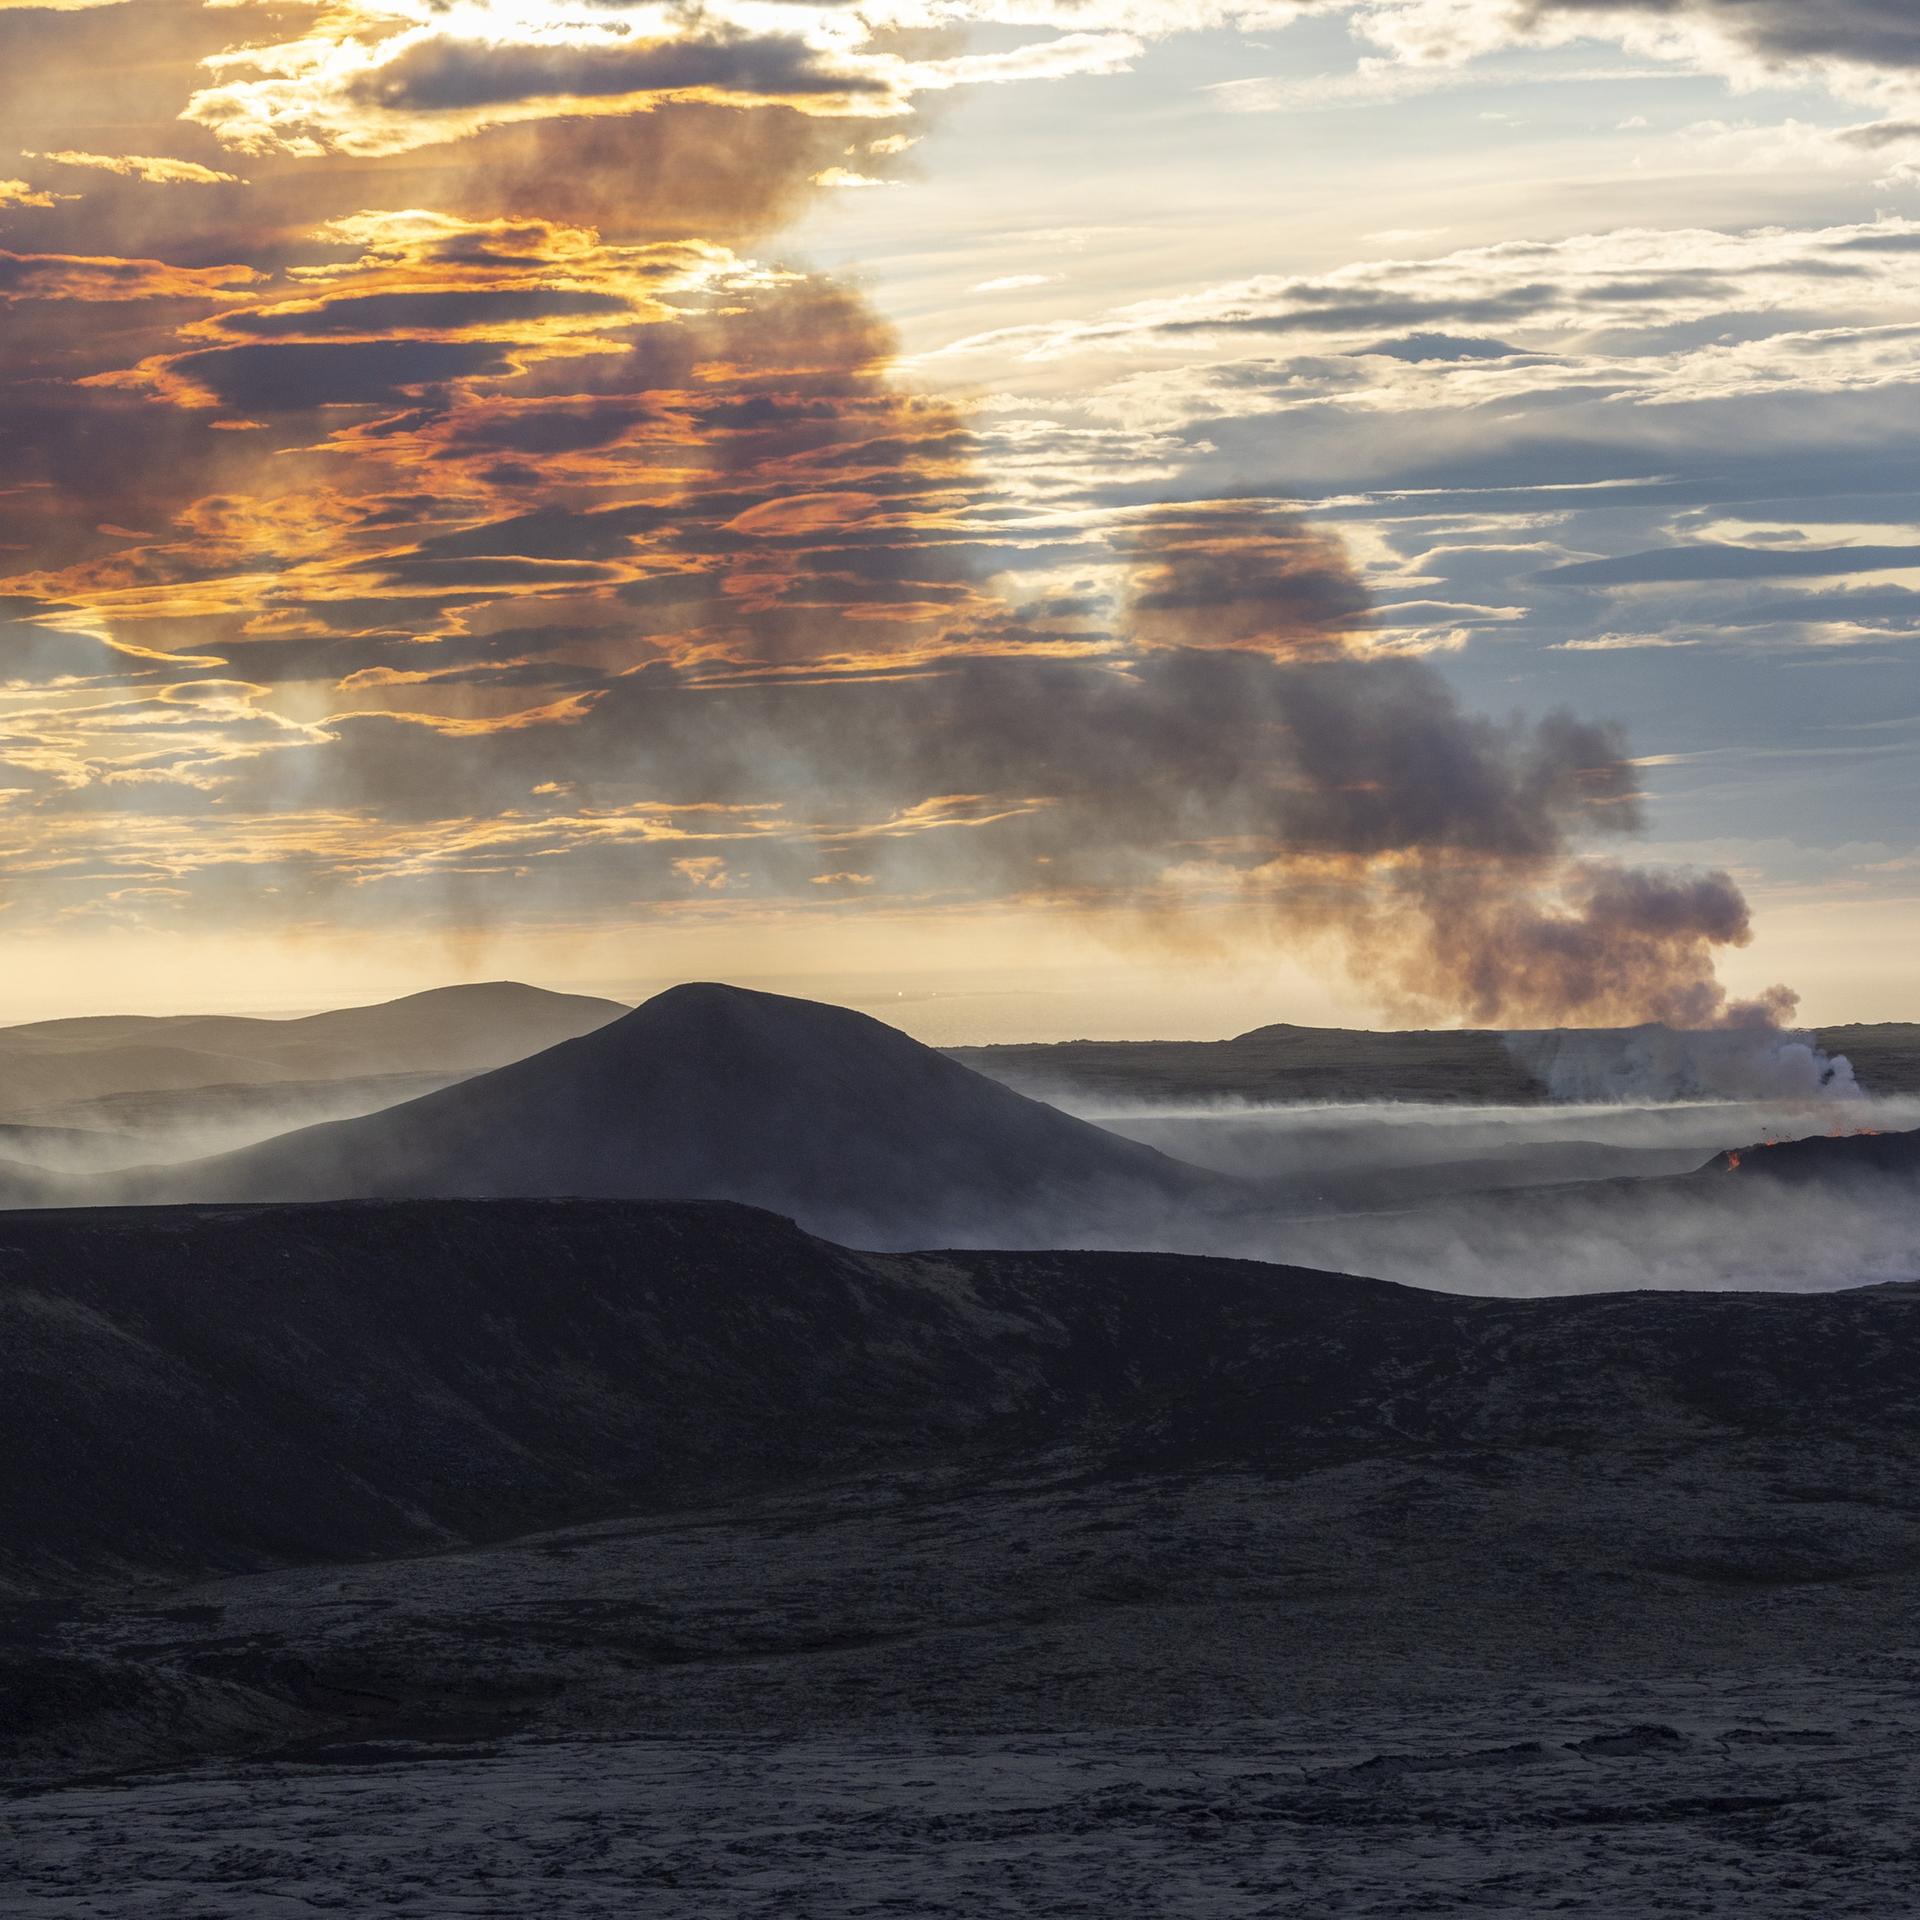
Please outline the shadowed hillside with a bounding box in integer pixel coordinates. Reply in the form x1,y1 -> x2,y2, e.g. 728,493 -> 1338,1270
5,1196 -> 1920,1596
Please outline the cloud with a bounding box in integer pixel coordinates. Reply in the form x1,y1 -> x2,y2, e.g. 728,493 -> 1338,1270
26,151 -> 244,186
1539,544 -> 1920,586
185,21 -> 902,157
0,0 -> 1885,1017
1209,54 -> 1473,112
926,218 -> 1920,462
0,248 -> 259,302
1515,0 -> 1920,71
90,338 -> 532,411
1341,0 -> 1920,80
347,33 -> 876,115
180,6 -> 1146,160
903,30 -> 1143,89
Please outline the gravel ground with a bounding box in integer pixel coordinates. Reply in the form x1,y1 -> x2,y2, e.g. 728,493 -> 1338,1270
7,1692 -> 1915,1917
8,1459 -> 1920,1914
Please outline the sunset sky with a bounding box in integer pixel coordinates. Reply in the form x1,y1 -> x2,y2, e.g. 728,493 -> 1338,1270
2,0 -> 1918,1034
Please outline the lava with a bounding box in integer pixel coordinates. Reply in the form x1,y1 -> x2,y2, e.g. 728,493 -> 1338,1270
1730,1125 -> 1885,1170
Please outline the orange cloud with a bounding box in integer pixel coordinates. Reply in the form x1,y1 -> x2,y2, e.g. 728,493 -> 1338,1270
27,151 -> 246,186
0,249 -> 259,303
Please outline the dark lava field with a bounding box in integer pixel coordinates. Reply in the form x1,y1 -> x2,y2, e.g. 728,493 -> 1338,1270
5,1194 -> 1920,1913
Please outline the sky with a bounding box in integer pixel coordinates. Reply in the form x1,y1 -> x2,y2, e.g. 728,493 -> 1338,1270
1,0 -> 1918,1035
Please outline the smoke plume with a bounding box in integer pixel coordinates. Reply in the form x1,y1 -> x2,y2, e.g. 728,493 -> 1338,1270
738,499 -> 1804,1040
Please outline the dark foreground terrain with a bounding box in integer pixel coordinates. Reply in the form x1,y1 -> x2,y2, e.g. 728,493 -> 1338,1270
4,1198 -> 1920,1912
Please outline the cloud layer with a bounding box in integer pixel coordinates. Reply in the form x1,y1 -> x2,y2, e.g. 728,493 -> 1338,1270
0,0 -> 1907,1019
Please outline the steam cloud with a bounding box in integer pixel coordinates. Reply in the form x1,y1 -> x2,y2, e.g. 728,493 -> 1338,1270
1509,1025 -> 1859,1103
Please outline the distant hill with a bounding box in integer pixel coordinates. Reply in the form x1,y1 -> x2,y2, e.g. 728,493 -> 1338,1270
1817,1024 -> 1920,1097
126,984 -> 1216,1246
0,1123 -> 145,1176
0,982 -> 627,1123
954,1020 -> 1920,1106
949,1023 -> 1547,1106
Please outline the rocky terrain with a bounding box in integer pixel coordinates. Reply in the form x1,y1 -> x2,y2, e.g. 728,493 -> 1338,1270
3,1196 -> 1920,1910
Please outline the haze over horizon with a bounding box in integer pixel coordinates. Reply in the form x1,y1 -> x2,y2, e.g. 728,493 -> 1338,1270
1,958 -> 1902,1049
3,1 -> 1918,1029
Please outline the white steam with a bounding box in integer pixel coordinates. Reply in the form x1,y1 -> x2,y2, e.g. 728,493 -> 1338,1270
1505,1025 -> 1859,1104
1077,1093 -> 1920,1297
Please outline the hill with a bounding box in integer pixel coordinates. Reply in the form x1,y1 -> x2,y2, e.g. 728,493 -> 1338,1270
3,1197 -> 1920,1597
126,983 -> 1214,1245
0,982 -> 626,1123
948,1022 -> 1546,1106
951,1019 -> 1920,1106
1816,1023 -> 1920,1096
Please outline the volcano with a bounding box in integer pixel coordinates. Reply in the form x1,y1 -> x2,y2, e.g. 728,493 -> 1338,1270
124,983 -> 1216,1246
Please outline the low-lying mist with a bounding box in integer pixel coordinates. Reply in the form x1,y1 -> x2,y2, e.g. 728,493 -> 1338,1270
1073,1093 -> 1920,1298
0,1073 -> 471,1177
1237,1171 -> 1920,1299
21,1081 -> 1919,1300
1506,1025 -> 1860,1103
1094,1093 -> 1920,1183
